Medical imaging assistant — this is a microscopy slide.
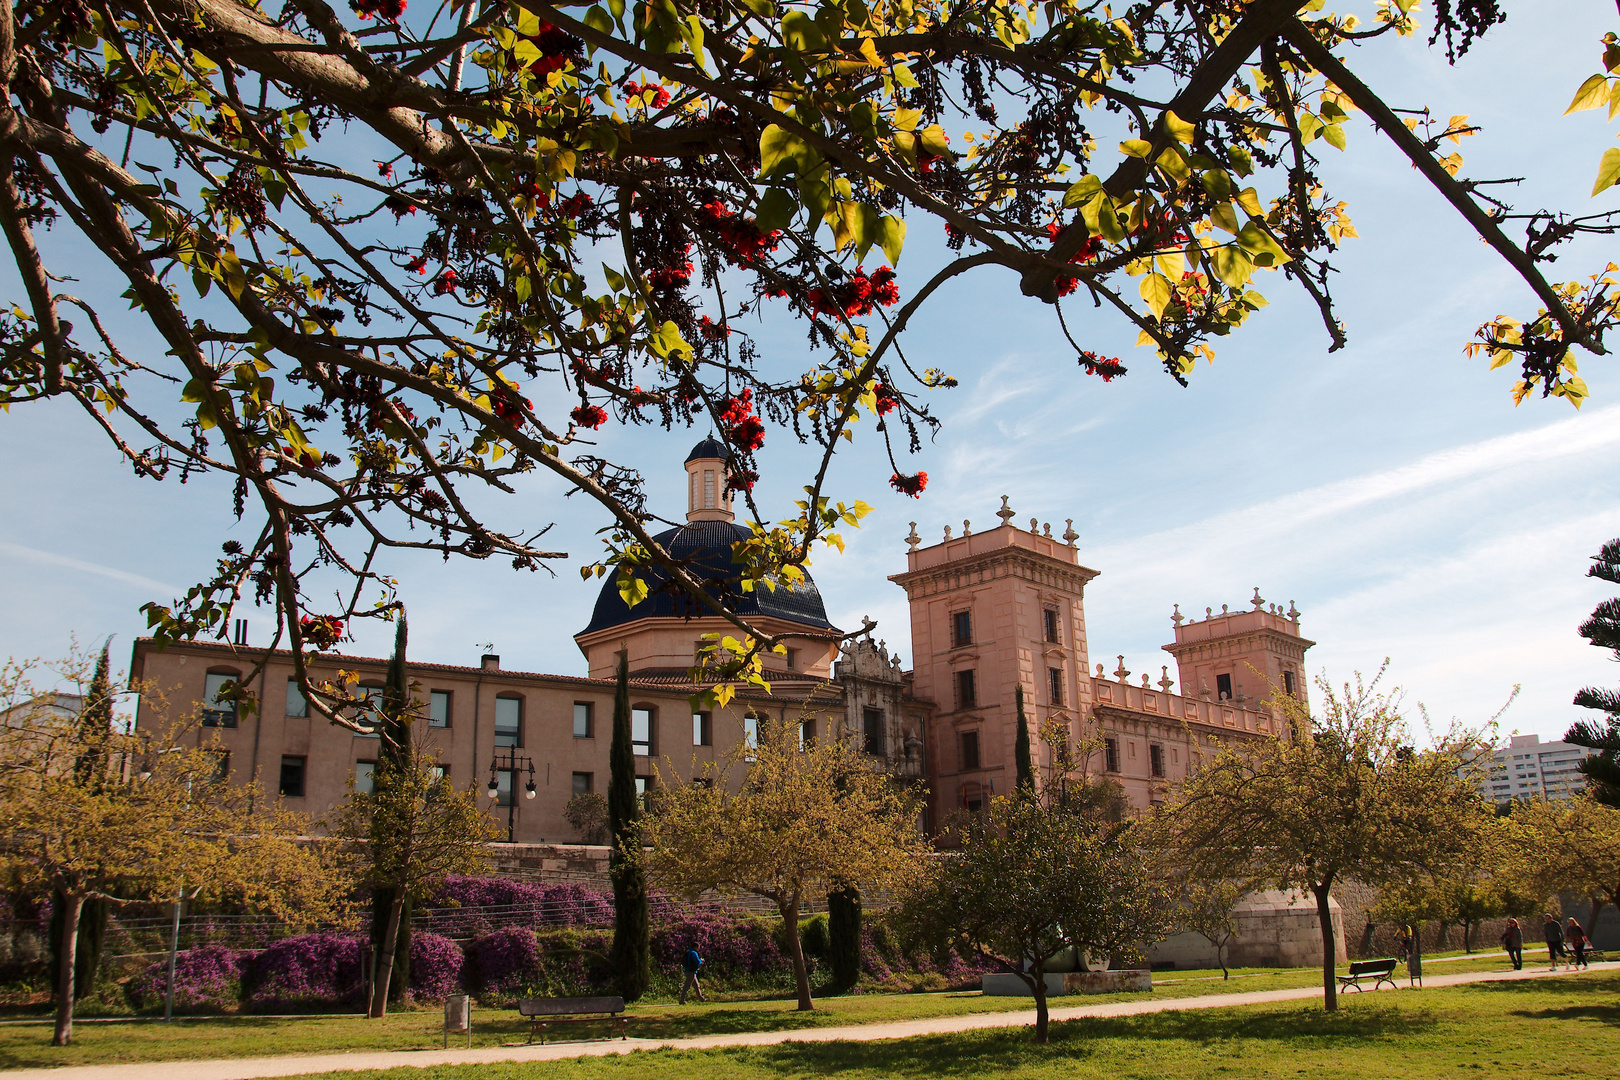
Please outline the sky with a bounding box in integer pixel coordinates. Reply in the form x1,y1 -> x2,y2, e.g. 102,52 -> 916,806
4,2 -> 1620,744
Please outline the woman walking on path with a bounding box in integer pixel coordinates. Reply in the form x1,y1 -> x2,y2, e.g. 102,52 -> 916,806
1500,918 -> 1524,970
1566,917 -> 1590,969
1543,913 -> 1567,971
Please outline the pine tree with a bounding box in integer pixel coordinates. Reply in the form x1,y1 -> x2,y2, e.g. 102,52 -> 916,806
607,649 -> 649,1001
827,883 -> 862,993
52,643 -> 116,999
1015,683 -> 1035,796
1570,539 -> 1620,808
371,616 -> 412,1007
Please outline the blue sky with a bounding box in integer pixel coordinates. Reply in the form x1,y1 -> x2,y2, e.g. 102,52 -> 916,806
4,3 -> 1620,743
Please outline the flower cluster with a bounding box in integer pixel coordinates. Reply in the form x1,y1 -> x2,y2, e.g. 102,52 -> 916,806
1078,350 -> 1126,381
431,269 -> 459,296
130,946 -> 243,1014
697,200 -> 781,266
719,389 -> 765,452
488,383 -> 532,426
243,933 -> 365,1012
571,404 -> 607,429
298,614 -> 343,650
427,876 -> 616,932
521,23 -> 583,76
350,0 -> 405,21
873,383 -> 899,416
648,244 -> 694,291
807,267 -> 900,318
466,926 -> 541,1000
1045,221 -> 1105,298
651,914 -> 786,978
622,81 -> 672,110
726,467 -> 759,494
383,193 -> 416,219
409,932 -> 465,1001
890,471 -> 928,497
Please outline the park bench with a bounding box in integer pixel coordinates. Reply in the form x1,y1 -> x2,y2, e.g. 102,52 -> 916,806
516,996 -> 628,1044
1337,958 -> 1399,992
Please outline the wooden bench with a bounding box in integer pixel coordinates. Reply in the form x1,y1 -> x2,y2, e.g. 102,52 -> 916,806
517,996 -> 628,1044
1337,958 -> 1399,992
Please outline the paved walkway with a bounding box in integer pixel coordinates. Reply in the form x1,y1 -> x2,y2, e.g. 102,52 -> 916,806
12,961 -> 1615,1080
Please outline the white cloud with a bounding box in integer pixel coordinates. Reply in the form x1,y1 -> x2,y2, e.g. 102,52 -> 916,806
0,540 -> 180,595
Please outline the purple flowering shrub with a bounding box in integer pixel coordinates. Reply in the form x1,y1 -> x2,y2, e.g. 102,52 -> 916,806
408,931 -> 464,1001
465,927 -> 541,1002
531,928 -> 614,996
129,946 -> 244,1013
651,914 -> 787,982
243,933 -> 365,1012
425,877 -> 614,933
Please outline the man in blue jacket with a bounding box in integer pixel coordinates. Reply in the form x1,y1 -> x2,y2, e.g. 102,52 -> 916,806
680,947 -> 706,1004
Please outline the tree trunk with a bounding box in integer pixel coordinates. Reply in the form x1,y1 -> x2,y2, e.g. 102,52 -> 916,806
368,890 -> 407,1019
1464,920 -> 1474,954
781,894 -> 813,1011
52,891 -> 85,1046
1313,881 -> 1337,1013
1219,938 -> 1229,980
1030,959 -> 1049,1043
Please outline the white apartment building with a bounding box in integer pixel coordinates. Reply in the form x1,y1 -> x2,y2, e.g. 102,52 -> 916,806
1481,733 -> 1589,802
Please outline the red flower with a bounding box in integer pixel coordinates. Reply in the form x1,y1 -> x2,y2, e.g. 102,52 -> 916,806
559,192 -> 593,219
522,23 -> 583,75
698,199 -> 781,266
377,161 -> 394,179
284,445 -> 321,469
571,404 -> 608,429
383,194 -> 416,218
406,254 -> 428,275
873,383 -> 899,416
890,472 -> 928,497
726,468 -> 759,493
648,245 -> 694,290
808,267 -> 900,318
489,384 -> 532,426
1078,350 -> 1127,382
299,614 -> 345,650
431,269 -> 459,296
350,0 -> 405,21
623,81 -> 672,110
719,389 -> 766,452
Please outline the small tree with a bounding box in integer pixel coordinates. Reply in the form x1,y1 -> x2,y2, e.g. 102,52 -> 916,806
565,791 -> 610,845
1161,668 -> 1489,1012
645,713 -> 924,1011
607,649 -> 649,1002
1569,539 -> 1620,808
331,738 -> 500,1018
0,654 -> 330,1046
370,617 -> 413,1005
1498,795 -> 1620,932
1173,877 -> 1244,979
1014,684 -> 1035,796
894,795 -> 1168,1043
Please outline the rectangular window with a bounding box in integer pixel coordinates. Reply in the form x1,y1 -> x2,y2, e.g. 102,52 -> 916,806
495,768 -> 513,807
355,760 -> 376,795
960,730 -> 981,771
285,679 -> 309,718
1150,743 -> 1165,778
952,610 -> 973,647
962,783 -> 984,813
785,647 -> 798,670
1104,737 -> 1119,773
1216,673 -> 1233,701
956,669 -> 977,709
1049,667 -> 1064,706
209,751 -> 231,782
429,690 -> 451,728
635,774 -> 655,811
744,714 -> 759,750
802,718 -> 818,746
203,672 -> 239,728
1282,670 -> 1296,696
693,711 -> 712,747
279,755 -> 306,798
632,707 -> 654,756
1044,608 -> 1060,644
863,707 -> 885,756
495,697 -> 522,747
574,702 -> 594,739
572,771 -> 592,796
703,469 -> 716,509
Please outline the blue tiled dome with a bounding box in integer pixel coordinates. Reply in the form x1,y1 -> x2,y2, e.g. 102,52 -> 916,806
685,436 -> 729,463
579,519 -> 835,635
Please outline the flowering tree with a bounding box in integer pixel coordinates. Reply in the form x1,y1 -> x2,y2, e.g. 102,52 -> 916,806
0,0 -> 1608,724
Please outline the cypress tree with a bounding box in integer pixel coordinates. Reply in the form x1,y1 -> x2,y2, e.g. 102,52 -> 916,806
371,616 -> 412,1003
1570,539 -> 1620,807
52,643 -> 116,998
607,649 -> 649,1001
827,883 -> 862,993
1014,683 -> 1035,797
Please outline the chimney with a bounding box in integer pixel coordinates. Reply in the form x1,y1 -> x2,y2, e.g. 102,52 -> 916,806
233,618 -> 248,646
481,654 -> 500,671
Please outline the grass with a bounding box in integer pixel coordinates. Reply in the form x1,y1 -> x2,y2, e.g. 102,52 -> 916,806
0,949 -> 1568,1070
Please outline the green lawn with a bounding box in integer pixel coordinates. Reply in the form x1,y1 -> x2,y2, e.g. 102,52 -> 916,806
0,950 -> 1559,1070
289,973 -> 1620,1080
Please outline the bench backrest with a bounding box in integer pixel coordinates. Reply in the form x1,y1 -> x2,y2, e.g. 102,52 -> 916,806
1347,959 -> 1397,975
518,996 -> 625,1017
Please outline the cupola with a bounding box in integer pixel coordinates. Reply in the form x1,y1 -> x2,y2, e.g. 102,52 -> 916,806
685,436 -> 734,522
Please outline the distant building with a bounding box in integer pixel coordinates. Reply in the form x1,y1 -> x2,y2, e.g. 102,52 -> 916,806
1479,733 -> 1589,802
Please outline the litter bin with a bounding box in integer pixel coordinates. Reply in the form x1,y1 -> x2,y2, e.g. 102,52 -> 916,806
444,994 -> 471,1048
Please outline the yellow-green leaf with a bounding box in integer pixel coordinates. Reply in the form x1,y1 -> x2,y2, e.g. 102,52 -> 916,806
781,10 -> 827,52
1593,147 -> 1620,195
1209,245 -> 1254,288
1164,110 -> 1195,144
877,213 -> 907,265
1120,138 -> 1153,158
1140,272 -> 1173,319
1567,73 -> 1611,114
759,124 -> 808,178
1063,174 -> 1104,208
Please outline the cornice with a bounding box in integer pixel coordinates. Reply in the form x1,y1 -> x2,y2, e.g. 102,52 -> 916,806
1161,625 -> 1317,657
889,546 -> 1100,595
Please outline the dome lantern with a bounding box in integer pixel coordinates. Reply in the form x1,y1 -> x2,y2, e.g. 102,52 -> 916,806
685,436 -> 734,523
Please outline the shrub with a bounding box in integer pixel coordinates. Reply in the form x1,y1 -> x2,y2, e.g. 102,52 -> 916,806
533,927 -> 615,996
466,927 -> 541,1002
408,931 -> 464,1001
129,945 -> 244,1014
427,877 -> 614,933
564,792 -> 609,844
799,912 -> 830,960
650,913 -> 786,983
243,933 -> 364,1012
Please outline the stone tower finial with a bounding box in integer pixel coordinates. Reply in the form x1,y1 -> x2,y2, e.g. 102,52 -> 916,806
997,496 -> 1016,526
1114,655 -> 1130,683
905,522 -> 920,551
1029,517 -> 1039,533
1288,600 -> 1299,620
943,524 -> 952,540
1042,522 -> 1052,538
1063,519 -> 1078,547
1251,587 -> 1265,611
1159,666 -> 1174,694
1171,603 -> 1184,626
963,519 -> 972,537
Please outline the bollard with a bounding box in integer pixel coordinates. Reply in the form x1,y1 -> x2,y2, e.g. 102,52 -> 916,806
444,994 -> 471,1049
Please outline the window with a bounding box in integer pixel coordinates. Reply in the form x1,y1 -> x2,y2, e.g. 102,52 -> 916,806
279,755 -> 306,798
355,760 -> 376,794
285,679 -> 309,718
961,782 -> 984,813
1104,737 -> 1119,773
785,647 -> 798,670
1282,670 -> 1296,696
494,768 -> 513,807
1049,667 -> 1064,706
632,707 -> 654,756
1043,608 -> 1060,644
703,469 -> 716,509
693,711 -> 712,747
1150,744 -> 1165,778
635,774 -> 655,811
203,671 -> 239,728
574,702 -> 594,739
1216,673 -> 1233,701
863,707 -> 885,756
572,771 -> 593,796
960,730 -> 981,771
802,718 -> 818,746
429,690 -> 451,728
744,713 -> 759,749
952,610 -> 973,647
209,751 -> 231,782
495,696 -> 522,747
956,669 -> 977,709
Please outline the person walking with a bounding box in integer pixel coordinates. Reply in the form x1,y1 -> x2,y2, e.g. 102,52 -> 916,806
679,946 -> 706,1004
1543,913 -> 1566,970
1566,917 -> 1590,969
1500,917 -> 1524,970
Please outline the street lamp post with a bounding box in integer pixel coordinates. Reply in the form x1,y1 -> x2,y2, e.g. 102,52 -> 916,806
486,748 -> 537,842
